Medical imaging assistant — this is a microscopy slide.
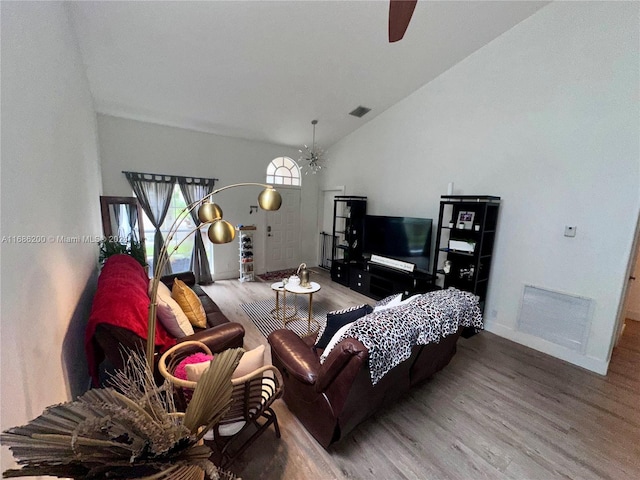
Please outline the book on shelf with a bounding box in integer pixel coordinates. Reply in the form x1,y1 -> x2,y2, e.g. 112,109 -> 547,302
448,239 -> 476,253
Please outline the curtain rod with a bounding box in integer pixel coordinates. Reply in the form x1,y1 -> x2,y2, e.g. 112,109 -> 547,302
122,171 -> 219,184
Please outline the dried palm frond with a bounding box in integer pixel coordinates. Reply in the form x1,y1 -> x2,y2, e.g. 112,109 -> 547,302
184,348 -> 242,438
1,349 -> 244,479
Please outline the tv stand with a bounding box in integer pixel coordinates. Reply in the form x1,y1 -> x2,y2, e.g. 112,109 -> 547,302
349,261 -> 436,300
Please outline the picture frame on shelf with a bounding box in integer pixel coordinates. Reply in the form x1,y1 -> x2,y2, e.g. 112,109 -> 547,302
456,211 -> 475,230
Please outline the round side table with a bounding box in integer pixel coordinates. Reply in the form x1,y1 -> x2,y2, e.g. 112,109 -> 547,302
270,281 -> 297,323
283,281 -> 321,336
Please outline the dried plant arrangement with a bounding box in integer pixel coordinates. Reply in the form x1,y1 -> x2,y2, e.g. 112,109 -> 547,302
1,348 -> 244,480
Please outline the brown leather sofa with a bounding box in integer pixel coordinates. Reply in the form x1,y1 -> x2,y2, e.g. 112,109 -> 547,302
86,255 -> 244,386
268,327 -> 461,448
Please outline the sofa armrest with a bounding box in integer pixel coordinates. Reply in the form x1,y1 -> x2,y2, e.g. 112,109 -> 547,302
178,322 -> 244,353
316,338 -> 367,392
161,271 -> 196,288
268,329 -> 320,385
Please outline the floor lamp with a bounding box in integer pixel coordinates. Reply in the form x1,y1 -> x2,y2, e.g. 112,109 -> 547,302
146,183 -> 282,368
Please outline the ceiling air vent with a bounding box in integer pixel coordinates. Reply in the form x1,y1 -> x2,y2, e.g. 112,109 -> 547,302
349,106 -> 371,118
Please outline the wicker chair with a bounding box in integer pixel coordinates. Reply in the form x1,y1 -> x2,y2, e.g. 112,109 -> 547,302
158,341 -> 283,468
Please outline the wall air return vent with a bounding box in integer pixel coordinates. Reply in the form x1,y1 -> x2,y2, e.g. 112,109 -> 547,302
517,285 -> 594,353
349,106 -> 371,118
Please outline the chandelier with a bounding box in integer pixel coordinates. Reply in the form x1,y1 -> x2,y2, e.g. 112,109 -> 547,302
299,119 -> 327,175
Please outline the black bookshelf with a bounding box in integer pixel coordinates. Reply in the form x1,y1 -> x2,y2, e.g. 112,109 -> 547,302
330,196 -> 367,286
432,195 -> 501,336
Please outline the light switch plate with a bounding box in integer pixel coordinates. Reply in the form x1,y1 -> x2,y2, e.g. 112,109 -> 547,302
564,225 -> 577,237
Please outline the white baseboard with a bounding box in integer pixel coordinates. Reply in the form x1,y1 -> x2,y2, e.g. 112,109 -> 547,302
485,322 -> 609,375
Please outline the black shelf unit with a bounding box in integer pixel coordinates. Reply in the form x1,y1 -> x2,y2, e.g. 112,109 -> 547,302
330,196 -> 367,286
432,195 -> 501,333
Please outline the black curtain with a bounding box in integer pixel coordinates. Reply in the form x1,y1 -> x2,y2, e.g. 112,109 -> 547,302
178,177 -> 217,284
125,172 -> 176,276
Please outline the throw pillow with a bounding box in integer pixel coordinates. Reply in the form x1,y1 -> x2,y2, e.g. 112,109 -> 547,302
152,281 -> 195,338
174,352 -> 214,381
319,321 -> 356,364
373,293 -> 403,312
185,357 -> 213,381
233,345 -> 265,379
172,279 -> 207,329
182,345 -> 266,382
315,304 -> 373,349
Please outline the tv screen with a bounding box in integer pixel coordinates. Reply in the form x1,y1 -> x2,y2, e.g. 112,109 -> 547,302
364,215 -> 432,273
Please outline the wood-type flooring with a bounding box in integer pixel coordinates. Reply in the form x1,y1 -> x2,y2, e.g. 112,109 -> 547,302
203,269 -> 640,480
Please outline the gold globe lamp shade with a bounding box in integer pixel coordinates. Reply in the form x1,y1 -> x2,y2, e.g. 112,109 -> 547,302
208,219 -> 236,244
258,187 -> 282,211
198,202 -> 223,223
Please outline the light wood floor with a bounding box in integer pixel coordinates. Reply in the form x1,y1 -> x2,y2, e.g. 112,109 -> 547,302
203,269 -> 640,480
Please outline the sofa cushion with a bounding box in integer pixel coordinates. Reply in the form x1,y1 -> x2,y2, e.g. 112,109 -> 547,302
153,281 -> 195,338
315,304 -> 373,349
203,311 -> 230,329
172,278 -> 207,328
197,292 -> 221,312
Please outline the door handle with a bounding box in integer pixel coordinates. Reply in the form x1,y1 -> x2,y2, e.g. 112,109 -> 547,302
630,276 -> 636,281
267,225 -> 272,237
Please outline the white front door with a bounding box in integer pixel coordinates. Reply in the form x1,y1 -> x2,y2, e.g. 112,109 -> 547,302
265,187 -> 301,272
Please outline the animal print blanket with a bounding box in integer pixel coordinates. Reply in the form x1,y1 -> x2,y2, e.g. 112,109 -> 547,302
323,288 -> 483,385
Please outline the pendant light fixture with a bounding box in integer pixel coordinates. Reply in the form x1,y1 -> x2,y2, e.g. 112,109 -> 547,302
299,120 -> 326,175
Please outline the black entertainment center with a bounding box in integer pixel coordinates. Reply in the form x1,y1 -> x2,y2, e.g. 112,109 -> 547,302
329,194 -> 501,338
349,262 -> 435,300
330,196 -> 436,300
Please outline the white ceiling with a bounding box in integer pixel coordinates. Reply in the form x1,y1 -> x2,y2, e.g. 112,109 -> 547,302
68,1 -> 548,149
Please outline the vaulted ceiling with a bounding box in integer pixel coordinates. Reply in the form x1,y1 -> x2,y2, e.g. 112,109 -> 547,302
68,1 -> 548,149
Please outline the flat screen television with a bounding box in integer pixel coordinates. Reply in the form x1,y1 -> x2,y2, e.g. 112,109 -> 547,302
363,215 -> 433,273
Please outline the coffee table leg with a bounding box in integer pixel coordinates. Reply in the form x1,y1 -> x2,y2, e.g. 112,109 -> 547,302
308,292 -> 313,334
282,290 -> 287,326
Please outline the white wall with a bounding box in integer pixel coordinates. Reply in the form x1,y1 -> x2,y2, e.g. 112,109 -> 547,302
1,1 -> 103,471
97,115 -> 320,278
322,1 -> 639,374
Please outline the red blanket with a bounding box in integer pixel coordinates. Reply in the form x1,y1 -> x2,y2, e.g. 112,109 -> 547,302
85,254 -> 175,385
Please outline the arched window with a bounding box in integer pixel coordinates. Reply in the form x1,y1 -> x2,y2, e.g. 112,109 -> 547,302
266,156 -> 301,186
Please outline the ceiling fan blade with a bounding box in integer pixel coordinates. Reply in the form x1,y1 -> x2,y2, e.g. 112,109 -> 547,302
389,0 -> 418,43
